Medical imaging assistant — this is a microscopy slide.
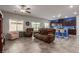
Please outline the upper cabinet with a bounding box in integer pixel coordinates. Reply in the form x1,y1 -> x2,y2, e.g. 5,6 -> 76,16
63,17 -> 76,26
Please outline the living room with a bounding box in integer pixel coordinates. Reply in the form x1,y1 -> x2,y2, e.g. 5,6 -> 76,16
0,5 -> 79,53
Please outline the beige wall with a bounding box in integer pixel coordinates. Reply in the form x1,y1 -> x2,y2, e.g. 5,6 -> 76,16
2,12 -> 49,35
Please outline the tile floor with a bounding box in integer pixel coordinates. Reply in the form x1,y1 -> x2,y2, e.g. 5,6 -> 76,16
3,36 -> 79,53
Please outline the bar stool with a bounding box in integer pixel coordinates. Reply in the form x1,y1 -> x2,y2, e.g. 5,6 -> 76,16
57,30 -> 63,38
63,29 -> 69,39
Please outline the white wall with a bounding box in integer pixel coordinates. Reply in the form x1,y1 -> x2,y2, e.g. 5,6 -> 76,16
2,12 -> 49,34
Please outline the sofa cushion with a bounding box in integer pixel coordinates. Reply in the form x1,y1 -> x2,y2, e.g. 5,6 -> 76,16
39,28 -> 48,35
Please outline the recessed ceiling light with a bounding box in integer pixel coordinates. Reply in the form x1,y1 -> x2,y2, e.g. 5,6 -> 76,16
74,11 -> 77,15
53,16 -> 55,18
65,16 -> 68,18
69,5 -> 74,8
58,14 -> 61,18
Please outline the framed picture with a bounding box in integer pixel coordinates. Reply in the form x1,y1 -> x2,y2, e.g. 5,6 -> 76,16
26,21 -> 30,26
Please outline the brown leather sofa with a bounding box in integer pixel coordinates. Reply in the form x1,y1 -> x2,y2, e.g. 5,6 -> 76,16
25,28 -> 33,37
34,28 -> 56,43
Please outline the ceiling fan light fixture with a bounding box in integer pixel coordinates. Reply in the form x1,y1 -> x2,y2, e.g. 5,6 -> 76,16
17,5 -> 31,14
20,9 -> 25,13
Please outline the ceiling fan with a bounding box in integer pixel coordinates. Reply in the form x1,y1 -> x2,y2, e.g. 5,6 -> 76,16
19,5 -> 31,14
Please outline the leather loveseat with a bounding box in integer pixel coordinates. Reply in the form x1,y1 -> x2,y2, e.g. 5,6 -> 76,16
34,28 -> 56,43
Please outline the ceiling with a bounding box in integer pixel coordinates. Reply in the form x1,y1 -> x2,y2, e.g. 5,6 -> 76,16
0,5 -> 79,20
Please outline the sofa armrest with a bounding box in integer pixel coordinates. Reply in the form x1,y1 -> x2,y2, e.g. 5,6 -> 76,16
47,34 -> 55,42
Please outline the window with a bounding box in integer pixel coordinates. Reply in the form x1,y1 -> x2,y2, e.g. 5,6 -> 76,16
44,23 -> 49,28
32,22 -> 40,31
9,19 -> 23,32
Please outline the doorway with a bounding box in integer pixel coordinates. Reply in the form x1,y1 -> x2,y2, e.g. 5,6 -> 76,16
0,11 -> 3,53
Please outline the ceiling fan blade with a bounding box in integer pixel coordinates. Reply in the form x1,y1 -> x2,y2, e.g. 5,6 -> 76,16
26,8 -> 31,10
20,5 -> 26,7
26,11 -> 31,13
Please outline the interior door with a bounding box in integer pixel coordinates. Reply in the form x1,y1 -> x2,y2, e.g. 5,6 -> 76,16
0,13 -> 3,53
